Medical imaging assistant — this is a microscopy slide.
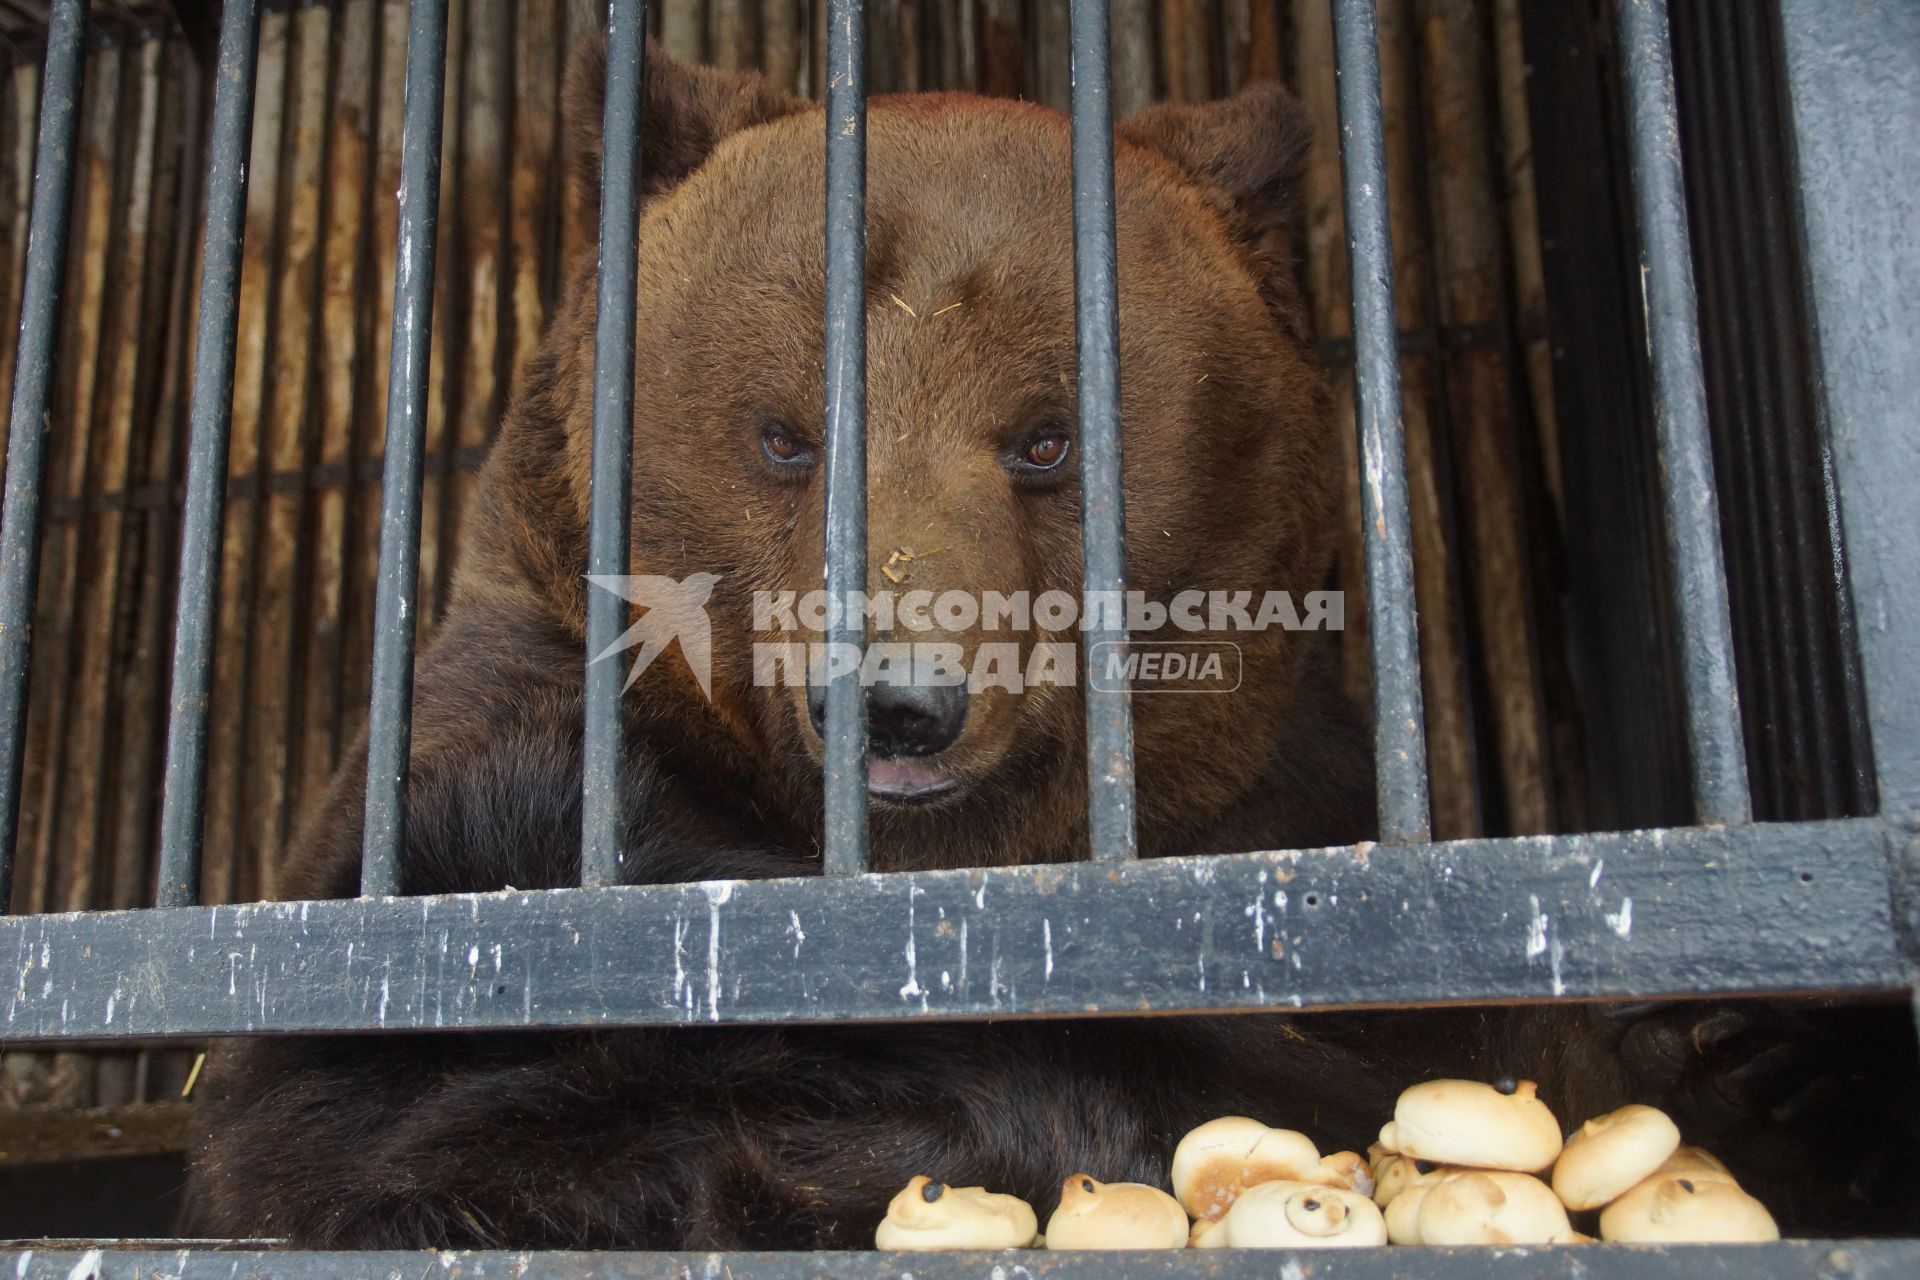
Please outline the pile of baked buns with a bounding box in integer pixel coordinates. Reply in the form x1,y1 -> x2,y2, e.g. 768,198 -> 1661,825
873,1077 -> 1780,1250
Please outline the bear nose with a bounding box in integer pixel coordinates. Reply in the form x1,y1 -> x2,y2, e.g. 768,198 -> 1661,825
868,679 -> 968,756
806,679 -> 969,757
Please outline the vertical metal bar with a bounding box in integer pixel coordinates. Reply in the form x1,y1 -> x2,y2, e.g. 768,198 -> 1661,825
1775,0 -> 1920,817
1068,0 -> 1136,862
1329,0 -> 1431,844
1616,0 -> 1751,826
152,0 -> 261,909
820,0 -> 869,875
360,0 -> 451,896
0,0 -> 88,910
582,0 -> 647,888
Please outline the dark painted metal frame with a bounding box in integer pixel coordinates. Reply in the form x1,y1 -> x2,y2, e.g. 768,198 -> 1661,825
821,0 -> 872,874
1330,0 -> 1431,845
0,0 -> 88,906
582,0 -> 649,887
0,818 -> 1899,1041
359,0 -> 453,897
0,0 -> 1915,1270
8,1243 -> 1920,1279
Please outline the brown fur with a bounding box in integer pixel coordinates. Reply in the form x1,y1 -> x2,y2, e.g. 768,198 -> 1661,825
184,43 -> 1908,1248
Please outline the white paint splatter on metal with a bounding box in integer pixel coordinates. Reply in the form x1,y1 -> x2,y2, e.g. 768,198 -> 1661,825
1526,894 -> 1550,959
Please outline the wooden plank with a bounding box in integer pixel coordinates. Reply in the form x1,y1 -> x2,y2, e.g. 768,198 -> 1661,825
337,0 -> 413,754
196,11 -> 288,908
1287,1 -> 1367,709
1378,0 -> 1477,838
416,0 -> 468,625
712,0 -> 758,71
1415,0 -> 1550,833
16,42 -> 120,933
867,0 -> 901,93
1245,0 -> 1280,82
101,37 -> 205,1111
661,0 -> 706,64
245,2 -> 335,902
0,64 -> 38,472
809,0 -> 827,98
508,0 -> 559,399
1161,0 -> 1214,103
977,0 -> 1021,98
1030,0 -> 1069,110
440,0 -> 510,613
0,1101 -> 194,1164
61,37 -> 166,923
298,0 -> 380,814
931,0 -> 967,91
762,0 -> 807,95
108,39 -> 204,922
29,39 -> 125,1112
103,39 -> 192,910
557,0 -> 599,267
1112,0 -> 1155,117
1491,0 -> 1559,512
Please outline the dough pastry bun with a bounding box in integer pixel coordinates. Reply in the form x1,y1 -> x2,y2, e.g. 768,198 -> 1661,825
874,1175 -> 1039,1251
1170,1116 -> 1330,1221
1378,1078 -> 1564,1173
1551,1104 -> 1682,1211
1192,1179 -> 1388,1248
1386,1169 -> 1574,1246
1599,1171 -> 1780,1243
1043,1174 -> 1190,1251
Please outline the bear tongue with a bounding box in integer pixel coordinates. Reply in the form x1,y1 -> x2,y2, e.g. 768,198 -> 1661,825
868,756 -> 955,798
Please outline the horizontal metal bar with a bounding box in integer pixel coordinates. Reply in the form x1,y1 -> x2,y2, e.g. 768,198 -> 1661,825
0,817 -> 1899,1044
1775,0 -> 1920,821
0,0 -> 89,908
7,1243 -> 1920,1279
360,0 -> 452,897
1616,0 -> 1753,826
581,0 -> 648,889
1328,0 -> 1432,844
153,0 -> 262,910
820,0 -> 870,875
1069,0 -> 1138,862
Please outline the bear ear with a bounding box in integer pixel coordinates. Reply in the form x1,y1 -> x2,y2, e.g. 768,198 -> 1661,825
1117,82 -> 1313,298
562,35 -> 806,211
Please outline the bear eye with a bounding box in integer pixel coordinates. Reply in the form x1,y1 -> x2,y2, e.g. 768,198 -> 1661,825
759,419 -> 815,472
1006,424 -> 1073,484
1025,433 -> 1069,468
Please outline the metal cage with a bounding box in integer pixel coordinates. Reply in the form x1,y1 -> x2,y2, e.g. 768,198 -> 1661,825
1,0 -> 1917,1273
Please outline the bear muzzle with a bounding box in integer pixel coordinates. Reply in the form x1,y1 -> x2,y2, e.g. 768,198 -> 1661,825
805,675 -> 970,800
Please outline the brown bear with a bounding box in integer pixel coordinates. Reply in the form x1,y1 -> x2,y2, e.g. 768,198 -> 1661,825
185,42 -> 1893,1248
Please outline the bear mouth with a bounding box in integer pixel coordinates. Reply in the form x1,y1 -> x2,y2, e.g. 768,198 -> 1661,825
867,756 -> 961,803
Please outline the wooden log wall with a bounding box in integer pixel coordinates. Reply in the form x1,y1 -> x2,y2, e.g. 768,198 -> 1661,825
0,0 -> 1567,1121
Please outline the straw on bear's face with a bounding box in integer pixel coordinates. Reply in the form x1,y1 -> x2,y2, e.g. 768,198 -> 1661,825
532,41 -> 1339,870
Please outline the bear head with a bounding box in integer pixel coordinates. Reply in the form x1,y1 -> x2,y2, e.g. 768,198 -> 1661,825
463,40 -> 1354,871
